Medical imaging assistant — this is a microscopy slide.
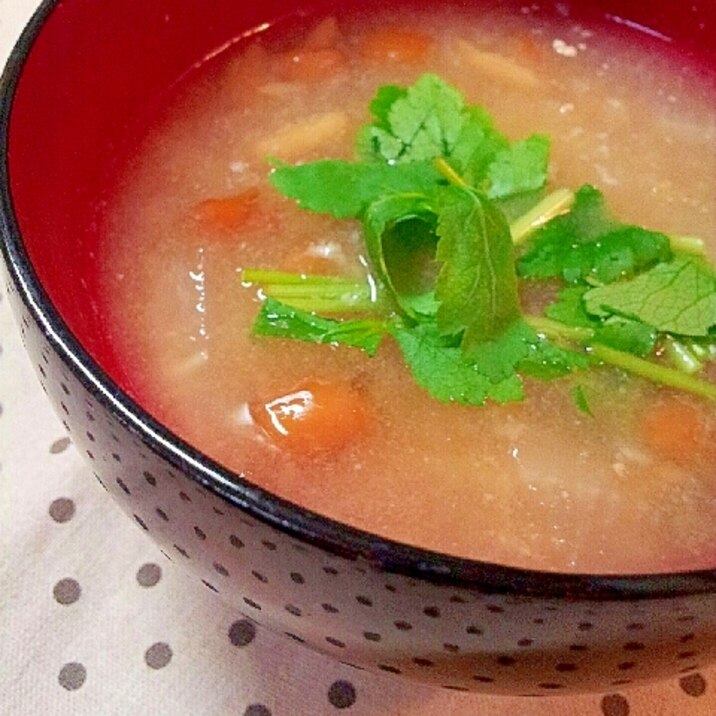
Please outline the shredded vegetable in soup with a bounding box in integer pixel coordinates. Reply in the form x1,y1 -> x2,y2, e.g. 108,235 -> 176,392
99,4 -> 716,573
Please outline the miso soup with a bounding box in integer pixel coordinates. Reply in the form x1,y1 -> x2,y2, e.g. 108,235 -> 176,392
99,4 -> 716,573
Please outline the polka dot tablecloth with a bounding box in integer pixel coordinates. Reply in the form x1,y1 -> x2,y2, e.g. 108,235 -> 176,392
0,3 -> 715,715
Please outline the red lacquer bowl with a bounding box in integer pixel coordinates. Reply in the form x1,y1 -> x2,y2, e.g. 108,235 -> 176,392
2,0 -> 716,694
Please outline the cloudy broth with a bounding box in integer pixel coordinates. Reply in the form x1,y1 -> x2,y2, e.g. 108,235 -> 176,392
100,5 -> 716,573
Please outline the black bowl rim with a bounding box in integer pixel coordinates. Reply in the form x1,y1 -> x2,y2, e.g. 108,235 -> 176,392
2,0 -> 716,601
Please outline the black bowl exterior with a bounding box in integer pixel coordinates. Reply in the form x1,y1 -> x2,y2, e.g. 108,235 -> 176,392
3,0 -> 716,696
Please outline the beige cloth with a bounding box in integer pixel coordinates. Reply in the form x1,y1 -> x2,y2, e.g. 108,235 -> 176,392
1,2 -> 715,714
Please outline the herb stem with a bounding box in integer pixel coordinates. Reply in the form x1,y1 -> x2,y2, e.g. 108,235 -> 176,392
433,157 -> 470,188
669,234 -> 706,256
262,283 -> 370,298
689,342 -> 709,360
510,189 -> 575,245
590,344 -> 716,401
688,341 -> 716,361
242,268 -> 382,313
262,284 -> 378,313
663,337 -> 703,375
241,269 -> 354,285
526,315 -> 716,401
525,315 -> 595,342
261,296 -> 379,313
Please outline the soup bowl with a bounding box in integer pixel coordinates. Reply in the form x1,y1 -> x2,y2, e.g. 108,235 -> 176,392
2,0 -> 716,695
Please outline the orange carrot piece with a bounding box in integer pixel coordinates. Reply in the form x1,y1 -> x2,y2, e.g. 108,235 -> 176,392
358,28 -> 434,64
640,397 -> 712,465
224,43 -> 271,103
251,380 -> 370,455
302,16 -> 340,50
275,49 -> 347,82
193,187 -> 260,233
511,33 -> 544,66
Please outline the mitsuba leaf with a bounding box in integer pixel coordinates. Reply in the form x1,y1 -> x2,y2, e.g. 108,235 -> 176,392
519,337 -> 590,380
435,186 -> 520,349
273,75 -> 550,229
544,286 -> 594,327
359,74 -> 467,164
401,292 -> 440,318
484,135 -> 550,199
363,183 -> 524,339
358,75 -> 549,200
449,106 -> 507,180
517,185 -> 672,284
390,322 -> 525,405
461,316 -> 586,382
253,298 -> 384,355
256,75 -> 716,406
467,319 -> 535,382
269,159 -> 442,218
368,84 -> 408,130
545,286 -> 657,356
596,318 -> 657,356
584,257 -> 716,337
363,192 -> 438,319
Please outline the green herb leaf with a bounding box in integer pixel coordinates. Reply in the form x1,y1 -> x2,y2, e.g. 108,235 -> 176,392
359,74 -> 466,164
391,319 -> 587,404
363,192 -> 438,319
596,318 -> 658,356
435,186 -> 520,349
466,319 -> 534,382
584,257 -> 716,337
272,76 -> 550,226
390,322 -> 524,405
460,316 -> 587,382
484,135 -> 550,199
359,74 -> 549,200
517,185 -> 672,284
448,106 -> 507,179
368,84 -> 408,130
543,285 -> 594,327
519,336 -> 591,380
270,159 -> 442,218
254,74 -> 716,409
545,286 -> 657,356
363,184 -> 524,340
253,297 -> 385,355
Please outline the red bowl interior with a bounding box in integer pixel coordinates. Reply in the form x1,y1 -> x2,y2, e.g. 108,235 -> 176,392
7,0 -> 716,388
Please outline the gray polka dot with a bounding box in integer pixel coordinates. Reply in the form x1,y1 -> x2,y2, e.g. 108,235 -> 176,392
137,563 -> 162,588
58,662 -> 86,691
145,642 -> 172,669
601,694 -> 629,716
328,680 -> 356,709
244,705 -> 271,716
679,673 -> 706,697
50,437 -> 71,454
229,619 -> 256,647
49,498 -> 75,523
53,578 -> 81,605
